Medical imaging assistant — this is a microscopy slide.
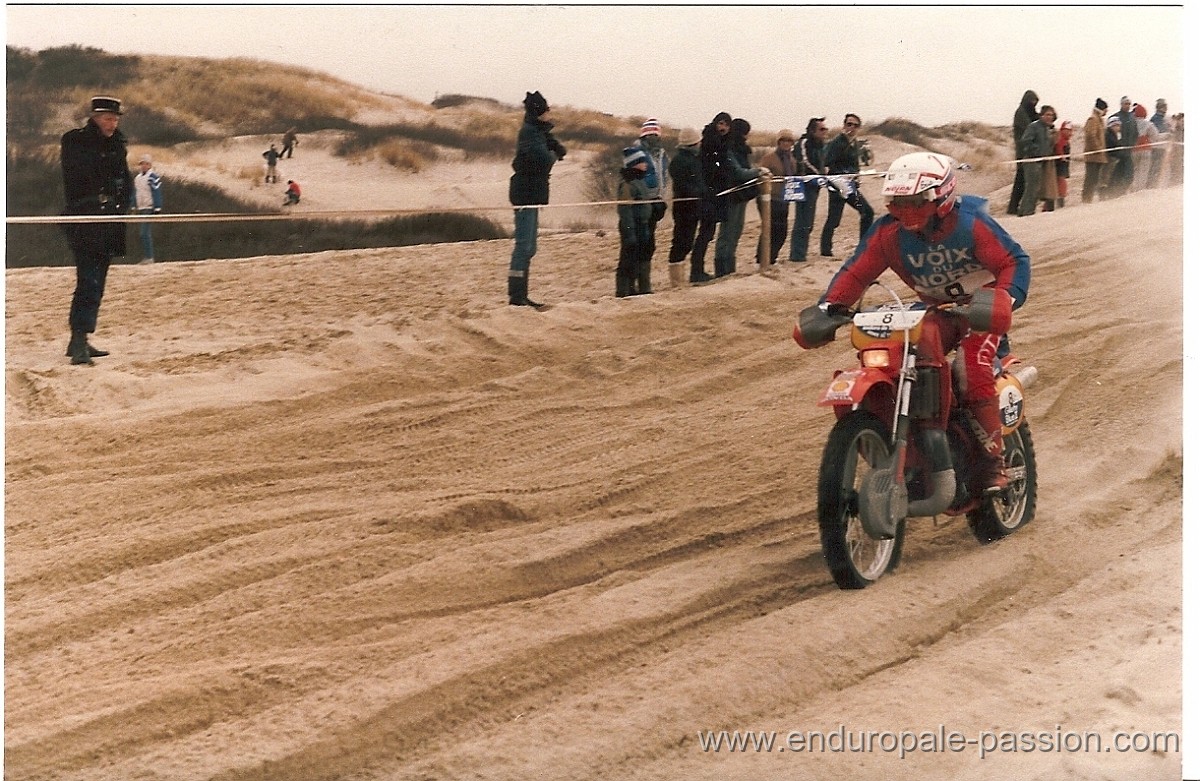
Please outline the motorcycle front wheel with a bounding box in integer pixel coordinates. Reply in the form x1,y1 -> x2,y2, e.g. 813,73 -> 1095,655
968,421 -> 1038,544
816,410 -> 906,589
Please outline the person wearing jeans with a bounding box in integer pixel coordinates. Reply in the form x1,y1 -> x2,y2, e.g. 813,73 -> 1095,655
132,153 -> 163,264
507,90 -> 565,307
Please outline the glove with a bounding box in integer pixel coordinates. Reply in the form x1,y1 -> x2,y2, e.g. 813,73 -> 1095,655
794,304 -> 853,349
549,139 -> 567,160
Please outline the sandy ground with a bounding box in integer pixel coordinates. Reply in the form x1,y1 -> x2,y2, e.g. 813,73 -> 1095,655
4,137 -> 1184,780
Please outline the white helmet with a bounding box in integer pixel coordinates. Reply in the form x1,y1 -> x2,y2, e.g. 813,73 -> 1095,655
881,152 -> 958,230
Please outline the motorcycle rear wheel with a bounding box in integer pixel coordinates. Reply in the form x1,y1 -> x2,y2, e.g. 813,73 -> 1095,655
817,410 -> 906,589
968,421 -> 1038,543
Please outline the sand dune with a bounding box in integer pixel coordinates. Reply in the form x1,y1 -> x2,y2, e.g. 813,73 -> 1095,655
4,159 -> 1183,779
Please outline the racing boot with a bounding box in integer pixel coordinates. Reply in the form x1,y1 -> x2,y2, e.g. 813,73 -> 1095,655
967,397 -> 1008,494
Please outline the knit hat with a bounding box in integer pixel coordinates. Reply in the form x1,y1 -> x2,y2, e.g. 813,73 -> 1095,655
1107,115 -> 1121,127
677,127 -> 701,146
523,91 -> 549,116
1095,98 -> 1108,111
1133,103 -> 1147,119
639,118 -> 661,137
1059,120 -> 1073,133
777,129 -> 795,143
622,146 -> 649,168
90,96 -> 123,114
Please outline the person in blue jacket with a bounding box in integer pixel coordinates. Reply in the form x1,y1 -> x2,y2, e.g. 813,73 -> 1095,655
507,90 -> 566,308
802,152 -> 1031,494
132,154 -> 164,264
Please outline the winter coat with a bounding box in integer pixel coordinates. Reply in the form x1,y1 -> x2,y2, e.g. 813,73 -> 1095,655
508,112 -> 564,206
667,145 -> 700,199
758,147 -> 796,200
668,145 -> 704,200
822,132 -> 861,175
1019,119 -> 1055,160
617,174 -> 652,247
794,134 -> 825,176
1082,108 -> 1109,164
60,118 -> 133,256
133,169 -> 164,211
636,136 -> 669,200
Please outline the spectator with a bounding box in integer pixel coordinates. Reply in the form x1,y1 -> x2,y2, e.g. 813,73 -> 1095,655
713,117 -> 754,277
507,90 -> 566,307
1167,112 -> 1185,186
282,127 -> 299,158
1108,96 -> 1138,196
615,146 -> 654,297
635,118 -> 669,273
1148,99 -> 1169,186
1081,98 -> 1109,203
666,127 -> 703,288
1006,89 -> 1040,215
757,128 -> 797,264
60,96 -> 133,365
1017,104 -> 1057,216
690,112 -> 733,284
1054,120 -> 1072,208
1129,103 -> 1156,191
283,179 -> 301,206
132,153 -> 163,264
790,116 -> 827,262
819,113 -> 874,257
1101,115 -> 1130,200
262,143 -> 282,183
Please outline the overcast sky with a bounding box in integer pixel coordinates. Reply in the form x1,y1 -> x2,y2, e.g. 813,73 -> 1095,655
4,3 -> 1188,133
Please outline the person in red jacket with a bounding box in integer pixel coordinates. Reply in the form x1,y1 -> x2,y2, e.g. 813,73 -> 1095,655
1054,120 -> 1073,208
283,179 -> 301,206
800,153 -> 1032,493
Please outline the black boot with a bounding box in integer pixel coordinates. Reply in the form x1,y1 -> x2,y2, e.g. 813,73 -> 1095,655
67,331 -> 93,366
507,275 -> 543,308
615,273 -> 633,298
64,339 -> 108,358
635,260 -> 653,295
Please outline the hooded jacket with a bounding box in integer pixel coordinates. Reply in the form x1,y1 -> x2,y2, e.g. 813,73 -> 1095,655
1012,90 -> 1039,149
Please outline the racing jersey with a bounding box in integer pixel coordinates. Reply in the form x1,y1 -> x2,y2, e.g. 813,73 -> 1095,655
821,196 -> 1031,312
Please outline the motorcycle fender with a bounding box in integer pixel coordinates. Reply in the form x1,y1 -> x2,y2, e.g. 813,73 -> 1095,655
995,374 -> 1025,434
818,368 -> 893,407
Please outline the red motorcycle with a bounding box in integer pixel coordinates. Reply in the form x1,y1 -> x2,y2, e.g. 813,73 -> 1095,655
795,283 -> 1038,589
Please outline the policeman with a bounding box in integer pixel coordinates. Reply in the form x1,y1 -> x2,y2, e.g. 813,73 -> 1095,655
61,96 -> 133,365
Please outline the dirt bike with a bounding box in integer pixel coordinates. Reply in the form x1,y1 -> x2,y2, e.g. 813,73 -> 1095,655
795,283 -> 1038,589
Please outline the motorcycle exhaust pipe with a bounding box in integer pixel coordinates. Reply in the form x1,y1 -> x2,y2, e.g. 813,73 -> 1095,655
1010,364 -> 1038,390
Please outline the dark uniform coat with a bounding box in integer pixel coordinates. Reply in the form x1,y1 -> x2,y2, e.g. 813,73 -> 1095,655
61,118 -> 132,256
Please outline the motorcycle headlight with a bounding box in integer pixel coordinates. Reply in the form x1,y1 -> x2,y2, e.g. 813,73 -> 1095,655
861,349 -> 891,369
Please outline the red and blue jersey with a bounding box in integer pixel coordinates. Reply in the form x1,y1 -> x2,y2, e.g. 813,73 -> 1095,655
821,196 -> 1030,311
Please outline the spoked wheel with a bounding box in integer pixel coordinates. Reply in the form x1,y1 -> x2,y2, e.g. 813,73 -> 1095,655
968,421 -> 1038,544
816,410 -> 906,589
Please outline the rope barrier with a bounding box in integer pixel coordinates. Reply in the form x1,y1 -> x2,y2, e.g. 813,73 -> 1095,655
5,139 -> 1182,226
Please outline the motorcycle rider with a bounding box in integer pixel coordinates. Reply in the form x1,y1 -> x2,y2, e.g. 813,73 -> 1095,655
801,152 -> 1031,493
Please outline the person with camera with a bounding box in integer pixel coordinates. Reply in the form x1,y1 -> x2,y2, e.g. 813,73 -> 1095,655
60,96 -> 133,365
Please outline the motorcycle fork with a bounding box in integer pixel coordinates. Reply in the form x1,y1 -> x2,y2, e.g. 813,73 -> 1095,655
888,343 -> 920,486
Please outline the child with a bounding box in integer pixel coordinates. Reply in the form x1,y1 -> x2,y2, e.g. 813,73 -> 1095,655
283,179 -> 301,206
1054,120 -> 1072,208
616,146 -> 653,297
